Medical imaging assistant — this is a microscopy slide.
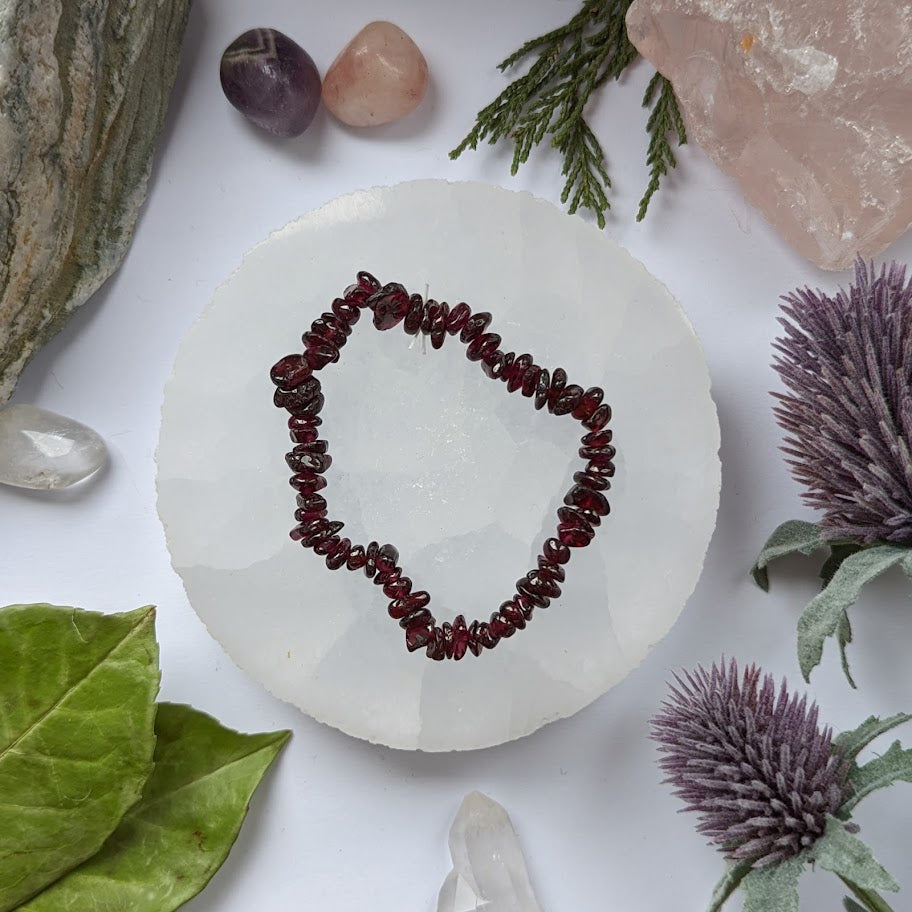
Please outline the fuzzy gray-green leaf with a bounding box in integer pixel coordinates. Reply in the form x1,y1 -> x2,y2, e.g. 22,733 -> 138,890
841,740 -> 912,814
834,713 -> 912,762
741,855 -> 805,912
902,552 -> 912,579
751,520 -> 826,591
707,859 -> 753,912
836,611 -> 856,688
0,604 -> 159,912
797,544 -> 908,681
20,703 -> 291,912
820,542 -> 866,588
813,816 -> 898,891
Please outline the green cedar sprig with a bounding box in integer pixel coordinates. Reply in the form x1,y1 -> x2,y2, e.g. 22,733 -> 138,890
638,70 -> 687,221
449,0 -> 687,226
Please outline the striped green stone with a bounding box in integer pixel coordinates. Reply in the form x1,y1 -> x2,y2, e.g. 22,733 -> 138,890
0,0 -> 191,401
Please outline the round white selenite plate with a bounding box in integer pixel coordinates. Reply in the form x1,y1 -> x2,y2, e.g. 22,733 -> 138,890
157,180 -> 721,751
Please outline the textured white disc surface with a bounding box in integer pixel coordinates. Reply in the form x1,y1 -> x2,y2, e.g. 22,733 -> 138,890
156,180 -> 720,751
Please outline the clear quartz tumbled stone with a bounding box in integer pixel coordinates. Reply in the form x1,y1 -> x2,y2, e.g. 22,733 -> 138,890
437,792 -> 543,912
0,404 -> 106,489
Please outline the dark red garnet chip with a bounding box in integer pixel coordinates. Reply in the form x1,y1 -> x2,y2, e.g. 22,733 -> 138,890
404,294 -> 424,335
271,271 -> 613,661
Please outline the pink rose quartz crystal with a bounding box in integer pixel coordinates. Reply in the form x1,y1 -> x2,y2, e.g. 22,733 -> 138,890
626,0 -> 912,270
323,21 -> 428,128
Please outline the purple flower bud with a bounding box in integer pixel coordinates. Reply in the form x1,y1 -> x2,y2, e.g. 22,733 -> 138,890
774,257 -> 912,543
651,659 -> 848,867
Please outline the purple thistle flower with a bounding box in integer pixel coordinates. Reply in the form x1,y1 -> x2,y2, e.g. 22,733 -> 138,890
651,659 -> 849,867
773,257 -> 912,543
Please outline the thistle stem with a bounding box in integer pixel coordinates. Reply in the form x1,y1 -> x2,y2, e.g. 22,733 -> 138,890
839,875 -> 896,912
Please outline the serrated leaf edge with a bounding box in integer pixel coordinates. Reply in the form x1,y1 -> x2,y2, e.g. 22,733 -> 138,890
834,713 -> 912,761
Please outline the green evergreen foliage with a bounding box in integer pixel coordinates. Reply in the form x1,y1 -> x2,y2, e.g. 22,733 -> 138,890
450,0 -> 687,225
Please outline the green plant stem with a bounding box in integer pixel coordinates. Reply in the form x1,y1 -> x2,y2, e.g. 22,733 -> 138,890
839,875 -> 896,912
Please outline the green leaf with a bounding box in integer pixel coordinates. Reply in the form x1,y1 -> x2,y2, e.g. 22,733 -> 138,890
0,604 -> 159,912
837,611 -> 856,689
797,545 -> 908,681
20,703 -> 291,912
821,543 -> 866,588
813,816 -> 899,892
741,855 -> 805,912
751,520 -> 826,591
707,859 -> 753,912
839,876 -> 899,912
842,740 -> 912,814
902,552 -> 912,579
834,713 -> 912,762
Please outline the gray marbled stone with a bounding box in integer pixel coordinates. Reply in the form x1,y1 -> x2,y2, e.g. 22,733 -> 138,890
0,0 -> 191,402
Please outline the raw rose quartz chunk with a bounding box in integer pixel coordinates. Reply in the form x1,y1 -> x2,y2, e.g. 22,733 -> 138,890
626,0 -> 912,270
322,21 -> 428,127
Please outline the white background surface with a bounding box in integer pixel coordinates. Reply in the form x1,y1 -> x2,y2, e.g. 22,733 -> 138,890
3,1 -> 912,909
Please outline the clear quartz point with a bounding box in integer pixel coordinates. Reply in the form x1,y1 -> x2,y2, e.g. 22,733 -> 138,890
437,792 -> 544,912
0,404 -> 107,489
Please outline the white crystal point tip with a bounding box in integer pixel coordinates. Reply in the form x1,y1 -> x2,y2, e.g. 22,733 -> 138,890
0,404 -> 107,490
455,790 -> 509,826
438,791 -> 543,912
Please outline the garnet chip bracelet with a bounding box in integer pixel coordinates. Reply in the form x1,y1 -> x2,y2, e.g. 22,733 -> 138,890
270,271 -> 615,661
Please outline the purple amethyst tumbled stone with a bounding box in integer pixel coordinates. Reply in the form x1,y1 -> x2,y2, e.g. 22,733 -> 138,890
220,28 -> 321,137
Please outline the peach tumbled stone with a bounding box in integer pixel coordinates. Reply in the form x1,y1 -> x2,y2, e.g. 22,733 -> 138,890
323,21 -> 428,127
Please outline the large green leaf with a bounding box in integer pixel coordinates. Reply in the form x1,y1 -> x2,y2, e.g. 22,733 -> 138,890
902,552 -> 912,579
820,543 -> 866,588
797,545 -> 908,682
707,859 -> 753,912
834,714 -> 912,763
20,703 -> 291,912
812,817 -> 898,892
842,740 -> 912,814
740,855 -> 805,912
751,520 -> 826,591
0,604 -> 159,912
840,878 -> 899,912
